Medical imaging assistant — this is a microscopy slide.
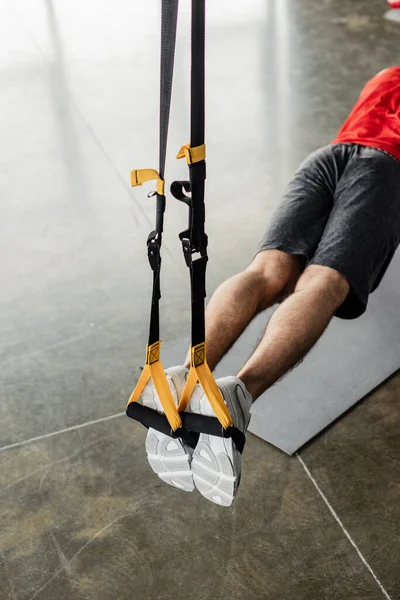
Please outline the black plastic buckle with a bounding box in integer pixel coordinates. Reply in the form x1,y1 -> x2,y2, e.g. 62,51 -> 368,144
147,231 -> 161,271
179,230 -> 208,268
180,235 -> 193,267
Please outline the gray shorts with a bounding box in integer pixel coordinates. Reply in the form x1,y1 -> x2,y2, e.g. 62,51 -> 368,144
257,143 -> 400,319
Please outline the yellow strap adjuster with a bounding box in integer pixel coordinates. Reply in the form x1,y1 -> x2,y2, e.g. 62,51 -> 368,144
131,168 -> 165,196
127,341 -> 182,431
176,143 -> 206,165
178,342 -> 233,429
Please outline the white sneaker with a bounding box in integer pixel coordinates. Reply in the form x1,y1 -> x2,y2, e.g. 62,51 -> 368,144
140,366 -> 194,492
189,377 -> 252,507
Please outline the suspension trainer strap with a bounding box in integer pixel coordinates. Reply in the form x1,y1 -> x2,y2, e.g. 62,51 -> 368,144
127,0 -> 181,432
150,0 -> 179,347
127,0 -> 238,444
172,0 -> 233,430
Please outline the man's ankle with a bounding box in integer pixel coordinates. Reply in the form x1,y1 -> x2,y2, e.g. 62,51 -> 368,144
236,374 -> 257,403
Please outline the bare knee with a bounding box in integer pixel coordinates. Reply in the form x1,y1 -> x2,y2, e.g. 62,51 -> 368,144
246,250 -> 304,310
295,265 -> 350,309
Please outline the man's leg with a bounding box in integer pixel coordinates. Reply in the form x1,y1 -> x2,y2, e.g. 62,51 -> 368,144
185,263 -> 348,506
185,249 -> 304,371
237,265 -> 349,399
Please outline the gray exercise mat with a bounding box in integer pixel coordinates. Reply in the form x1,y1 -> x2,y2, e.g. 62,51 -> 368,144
164,251 -> 400,455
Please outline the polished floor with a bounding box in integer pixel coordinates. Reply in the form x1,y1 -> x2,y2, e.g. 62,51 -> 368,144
1,0 -> 400,598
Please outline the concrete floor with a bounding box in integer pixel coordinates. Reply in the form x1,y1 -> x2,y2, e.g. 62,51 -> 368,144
1,0 -> 400,598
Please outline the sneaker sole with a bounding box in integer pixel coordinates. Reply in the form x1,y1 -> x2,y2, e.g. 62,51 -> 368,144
146,428 -> 194,492
191,433 -> 239,507
142,368 -> 194,493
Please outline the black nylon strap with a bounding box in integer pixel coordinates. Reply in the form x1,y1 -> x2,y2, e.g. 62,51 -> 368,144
190,0 -> 205,149
188,0 -> 207,348
190,255 -> 207,346
126,403 -> 200,449
147,0 -> 179,347
171,0 -> 208,348
147,226 -> 162,345
126,403 -> 246,453
159,0 -> 179,179
180,412 -> 246,454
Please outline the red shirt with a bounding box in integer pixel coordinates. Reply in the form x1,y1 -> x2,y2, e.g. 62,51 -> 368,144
332,66 -> 400,161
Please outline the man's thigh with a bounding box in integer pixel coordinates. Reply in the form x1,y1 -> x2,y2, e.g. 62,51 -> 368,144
309,146 -> 400,319
256,144 -> 353,261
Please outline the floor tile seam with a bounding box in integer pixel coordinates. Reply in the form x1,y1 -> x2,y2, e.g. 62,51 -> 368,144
1,310 -> 145,366
0,412 -> 125,454
296,453 -> 393,600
